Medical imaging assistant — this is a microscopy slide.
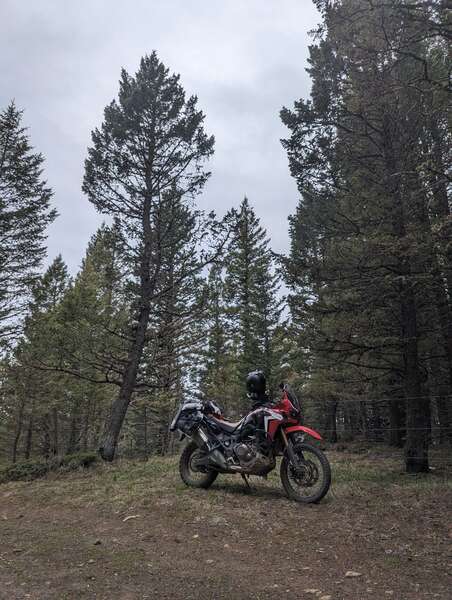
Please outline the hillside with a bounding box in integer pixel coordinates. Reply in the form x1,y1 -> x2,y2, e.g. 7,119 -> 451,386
1,447 -> 451,600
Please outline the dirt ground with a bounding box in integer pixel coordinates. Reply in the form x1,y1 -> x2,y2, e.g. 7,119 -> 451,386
1,448 -> 451,600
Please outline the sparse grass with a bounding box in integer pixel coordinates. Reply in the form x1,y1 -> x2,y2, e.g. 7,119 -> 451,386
5,447 -> 448,518
0,451 -> 98,483
1,448 -> 450,600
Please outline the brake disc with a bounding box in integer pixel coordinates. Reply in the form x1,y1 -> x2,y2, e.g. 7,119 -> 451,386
290,459 -> 319,487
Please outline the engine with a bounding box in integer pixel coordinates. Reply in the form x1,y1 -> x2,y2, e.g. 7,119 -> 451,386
233,441 -> 275,475
234,442 -> 256,465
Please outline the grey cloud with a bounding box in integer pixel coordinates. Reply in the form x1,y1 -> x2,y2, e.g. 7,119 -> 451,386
1,0 -> 318,272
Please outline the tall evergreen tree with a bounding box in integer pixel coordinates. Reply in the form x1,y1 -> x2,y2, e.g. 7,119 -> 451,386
128,194 -> 209,455
199,263 -> 237,410
281,0 -> 451,471
6,228 -> 127,461
13,256 -> 70,459
224,198 -> 282,411
0,102 -> 57,349
50,226 -> 126,453
83,52 -> 225,460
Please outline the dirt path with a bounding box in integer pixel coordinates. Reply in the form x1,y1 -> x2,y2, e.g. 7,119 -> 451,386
0,453 -> 450,599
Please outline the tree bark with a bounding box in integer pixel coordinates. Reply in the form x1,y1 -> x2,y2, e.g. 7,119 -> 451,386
382,119 -> 429,473
51,407 -> 59,455
99,305 -> 151,461
100,196 -> 154,461
436,396 -> 452,444
67,401 -> 81,454
81,398 -> 91,452
342,404 -> 357,441
24,398 -> 35,460
12,394 -> 25,463
429,118 -> 452,297
430,355 -> 452,444
42,416 -> 50,459
325,398 -> 338,443
412,165 -> 452,391
143,404 -> 149,459
401,284 -> 430,472
388,399 -> 405,448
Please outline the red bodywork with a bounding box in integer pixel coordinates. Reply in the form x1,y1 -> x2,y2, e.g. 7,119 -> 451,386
266,390 -> 323,442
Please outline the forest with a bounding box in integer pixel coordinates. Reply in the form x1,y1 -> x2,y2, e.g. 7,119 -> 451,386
0,0 -> 450,476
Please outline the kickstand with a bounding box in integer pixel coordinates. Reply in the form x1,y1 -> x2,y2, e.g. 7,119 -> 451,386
241,474 -> 252,491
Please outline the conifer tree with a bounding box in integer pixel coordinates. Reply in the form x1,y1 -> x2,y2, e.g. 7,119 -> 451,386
54,225 -> 128,386
129,195 -> 209,455
282,0 -> 451,471
199,263 -> 237,410
51,226 -> 126,452
224,198 -> 282,410
14,256 -> 70,459
0,102 -> 57,349
83,53 -> 224,460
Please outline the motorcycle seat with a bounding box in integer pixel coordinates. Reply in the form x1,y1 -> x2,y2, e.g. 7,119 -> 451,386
210,416 -> 244,433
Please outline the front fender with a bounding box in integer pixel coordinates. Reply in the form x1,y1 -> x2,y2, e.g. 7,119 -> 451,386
284,425 -> 323,441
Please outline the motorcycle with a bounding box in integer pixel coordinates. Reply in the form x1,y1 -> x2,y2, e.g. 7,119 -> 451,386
170,384 -> 331,503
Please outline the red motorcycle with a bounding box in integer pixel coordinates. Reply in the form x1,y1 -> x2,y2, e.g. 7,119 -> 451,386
170,384 -> 331,503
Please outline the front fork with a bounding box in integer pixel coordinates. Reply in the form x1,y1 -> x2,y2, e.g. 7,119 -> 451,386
193,427 -> 210,450
280,428 -> 304,466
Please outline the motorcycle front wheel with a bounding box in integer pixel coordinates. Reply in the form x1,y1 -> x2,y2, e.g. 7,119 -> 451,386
280,441 -> 331,503
179,441 -> 218,489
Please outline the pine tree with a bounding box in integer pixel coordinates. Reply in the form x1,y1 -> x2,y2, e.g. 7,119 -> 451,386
128,195 -> 209,455
54,225 -> 128,386
7,227 -> 128,461
199,263 -> 237,411
224,198 -> 282,411
83,53 -> 223,460
0,102 -> 57,349
282,0 -> 451,471
51,226 -> 126,453
13,256 -> 70,459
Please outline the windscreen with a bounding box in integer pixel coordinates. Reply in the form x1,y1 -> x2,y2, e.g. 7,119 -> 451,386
285,384 -> 301,413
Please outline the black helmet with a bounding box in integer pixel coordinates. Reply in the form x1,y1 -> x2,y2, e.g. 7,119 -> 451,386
246,370 -> 266,398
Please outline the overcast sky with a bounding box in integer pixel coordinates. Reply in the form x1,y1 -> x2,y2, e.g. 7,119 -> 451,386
1,0 -> 319,274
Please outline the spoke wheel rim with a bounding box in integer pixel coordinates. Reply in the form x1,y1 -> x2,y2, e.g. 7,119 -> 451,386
287,448 -> 324,497
188,449 -> 208,481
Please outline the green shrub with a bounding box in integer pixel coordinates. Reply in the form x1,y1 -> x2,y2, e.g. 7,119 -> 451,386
0,460 -> 49,483
59,452 -> 98,470
0,451 -> 98,484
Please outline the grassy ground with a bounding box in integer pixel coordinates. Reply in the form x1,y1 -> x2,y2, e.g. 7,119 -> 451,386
0,446 -> 451,599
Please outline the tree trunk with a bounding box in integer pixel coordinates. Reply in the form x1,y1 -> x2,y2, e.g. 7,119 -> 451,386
388,399 -> 405,448
413,171 -> 452,391
342,404 -> 356,441
430,266 -> 452,387
100,196 -> 155,461
429,118 -> 452,296
325,398 -> 338,443
67,404 -> 81,454
382,116 -> 430,473
51,407 -> 59,456
436,396 -> 452,444
367,401 -> 384,443
12,394 -> 25,463
42,416 -> 50,459
99,306 -> 150,461
143,404 -> 149,459
81,398 -> 91,452
24,398 -> 35,460
429,354 -> 451,445
402,285 -> 430,472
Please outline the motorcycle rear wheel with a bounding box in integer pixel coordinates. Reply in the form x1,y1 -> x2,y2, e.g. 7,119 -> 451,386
179,441 -> 218,489
280,441 -> 331,503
